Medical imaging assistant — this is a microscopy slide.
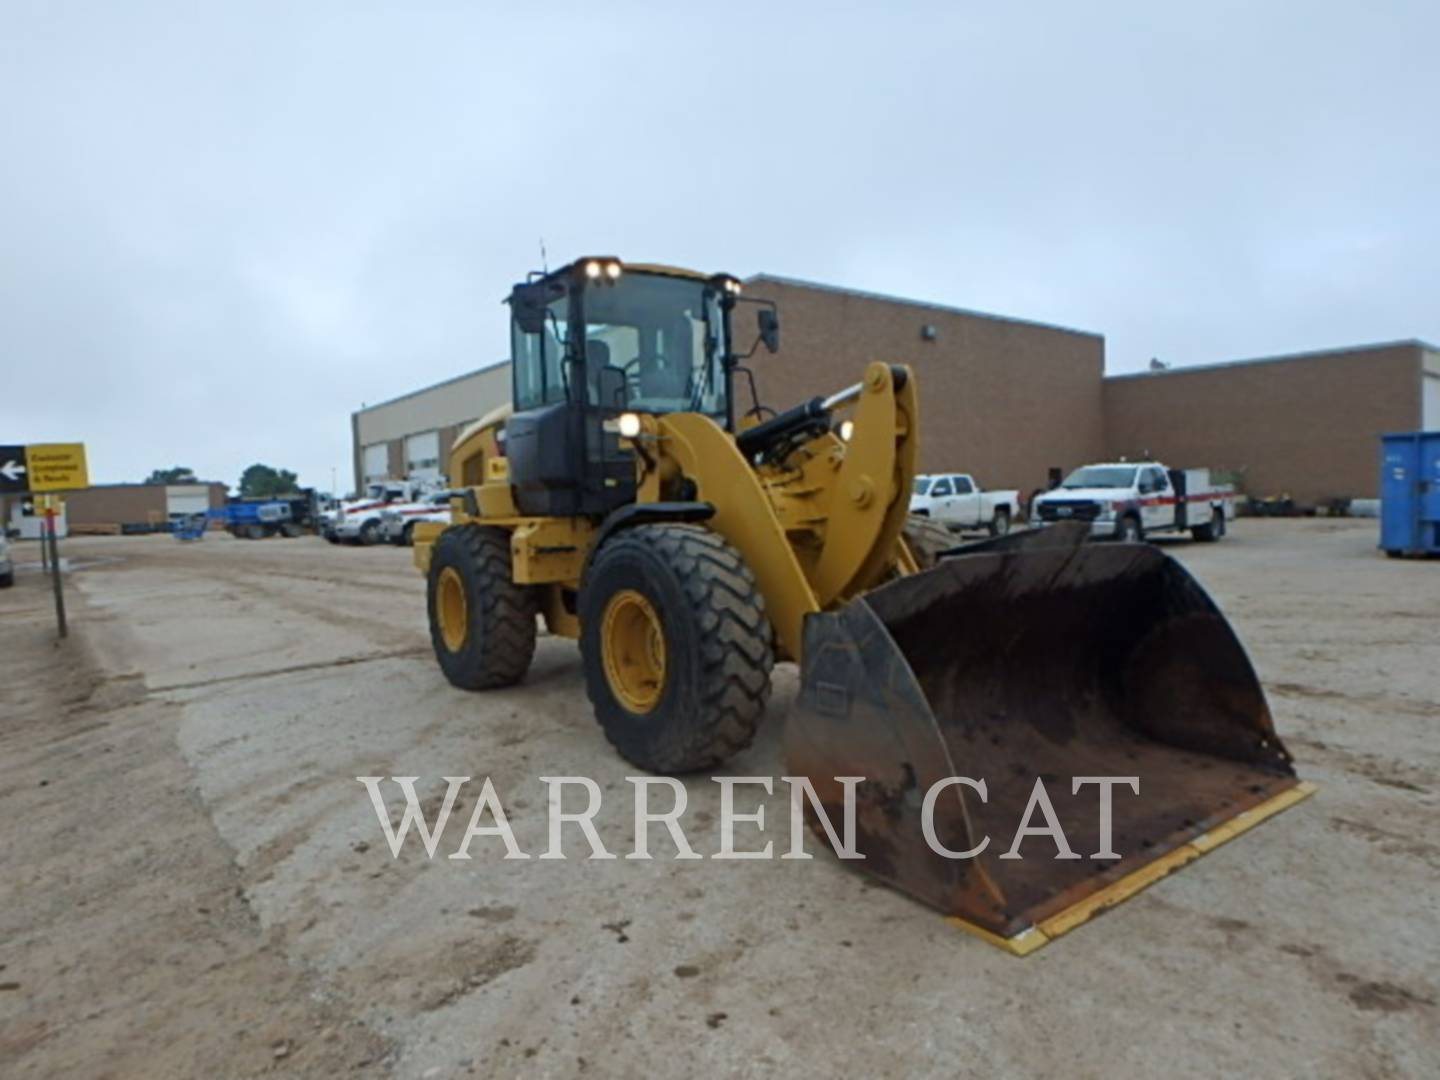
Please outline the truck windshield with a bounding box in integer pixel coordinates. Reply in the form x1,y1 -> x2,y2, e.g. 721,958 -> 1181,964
1061,466 -> 1137,489
913,478 -> 931,495
581,273 -> 729,422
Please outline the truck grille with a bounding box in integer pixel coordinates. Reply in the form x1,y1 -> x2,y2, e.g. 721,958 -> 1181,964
1038,500 -> 1102,522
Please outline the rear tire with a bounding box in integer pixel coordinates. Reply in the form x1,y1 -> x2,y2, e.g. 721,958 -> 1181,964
279,522 -> 303,538
244,523 -> 266,540
427,526 -> 537,690
1117,514 -> 1143,543
580,524 -> 773,773
359,519 -> 381,545
401,522 -> 416,547
901,514 -> 957,570
989,507 -> 1012,537
1192,508 -> 1224,542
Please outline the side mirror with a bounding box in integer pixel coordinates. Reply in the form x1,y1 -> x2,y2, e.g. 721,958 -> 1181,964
510,282 -> 553,335
757,308 -> 780,353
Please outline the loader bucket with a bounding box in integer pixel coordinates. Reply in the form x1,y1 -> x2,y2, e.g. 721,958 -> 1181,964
787,523 -> 1313,954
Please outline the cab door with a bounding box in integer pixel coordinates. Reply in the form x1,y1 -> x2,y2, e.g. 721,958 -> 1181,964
949,475 -> 982,527
1139,467 -> 1172,530
928,476 -> 954,524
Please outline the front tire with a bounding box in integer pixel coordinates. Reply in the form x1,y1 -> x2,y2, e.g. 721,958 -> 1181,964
580,524 -> 774,773
359,519 -> 381,545
427,526 -> 537,689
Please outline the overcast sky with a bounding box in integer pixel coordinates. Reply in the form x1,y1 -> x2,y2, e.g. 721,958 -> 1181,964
3,1 -> 1436,491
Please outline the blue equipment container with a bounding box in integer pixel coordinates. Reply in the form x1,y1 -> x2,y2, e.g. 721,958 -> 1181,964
1379,431 -> 1440,557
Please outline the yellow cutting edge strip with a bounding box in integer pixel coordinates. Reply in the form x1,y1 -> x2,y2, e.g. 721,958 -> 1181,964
944,780 -> 1318,956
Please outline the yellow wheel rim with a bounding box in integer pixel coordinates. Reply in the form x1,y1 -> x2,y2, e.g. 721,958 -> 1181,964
601,589 -> 667,714
437,566 -> 469,652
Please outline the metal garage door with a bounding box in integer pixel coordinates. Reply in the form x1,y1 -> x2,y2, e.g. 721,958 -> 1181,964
406,431 -> 441,481
363,443 -> 389,483
166,485 -> 212,517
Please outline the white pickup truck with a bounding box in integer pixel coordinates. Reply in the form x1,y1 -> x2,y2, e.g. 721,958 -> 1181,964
910,473 -> 1022,536
1031,462 -> 1235,542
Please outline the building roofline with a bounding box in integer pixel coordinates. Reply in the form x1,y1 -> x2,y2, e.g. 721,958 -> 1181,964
742,273 -> 1104,341
355,360 -> 512,417
1105,339 -> 1438,381
53,480 -> 228,490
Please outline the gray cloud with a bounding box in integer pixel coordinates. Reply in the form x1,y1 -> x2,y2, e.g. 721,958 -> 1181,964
3,1 -> 1436,489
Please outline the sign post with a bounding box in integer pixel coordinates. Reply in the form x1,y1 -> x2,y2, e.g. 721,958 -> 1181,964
44,501 -> 67,637
2,444 -> 88,639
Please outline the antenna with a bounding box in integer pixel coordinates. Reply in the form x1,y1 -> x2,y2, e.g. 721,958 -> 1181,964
539,237 -> 548,274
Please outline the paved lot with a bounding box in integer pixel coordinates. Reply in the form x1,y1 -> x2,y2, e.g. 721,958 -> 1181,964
2,520 -> 1437,1078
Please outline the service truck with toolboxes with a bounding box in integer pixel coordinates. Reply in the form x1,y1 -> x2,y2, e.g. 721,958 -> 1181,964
1031,462 -> 1235,542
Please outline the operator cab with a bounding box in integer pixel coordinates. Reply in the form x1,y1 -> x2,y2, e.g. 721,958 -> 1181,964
504,257 -> 766,518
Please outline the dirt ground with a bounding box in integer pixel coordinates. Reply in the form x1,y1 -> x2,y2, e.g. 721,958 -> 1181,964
1,519 -> 1437,1078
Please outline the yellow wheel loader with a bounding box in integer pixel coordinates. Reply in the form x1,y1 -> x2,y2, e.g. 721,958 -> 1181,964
414,256 -> 1313,953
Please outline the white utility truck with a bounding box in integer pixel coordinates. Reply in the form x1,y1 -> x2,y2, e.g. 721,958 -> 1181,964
325,479 -> 438,545
380,490 -> 459,546
1031,462 -> 1235,542
910,473 -> 1022,535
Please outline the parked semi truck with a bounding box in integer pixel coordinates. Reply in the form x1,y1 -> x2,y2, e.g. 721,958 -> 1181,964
909,473 -> 1021,535
1031,462 -> 1234,542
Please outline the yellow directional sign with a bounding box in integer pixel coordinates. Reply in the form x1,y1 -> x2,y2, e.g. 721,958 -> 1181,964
25,443 -> 89,492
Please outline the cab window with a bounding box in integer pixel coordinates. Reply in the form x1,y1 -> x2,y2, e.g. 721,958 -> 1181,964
930,478 -> 953,497
951,476 -> 974,494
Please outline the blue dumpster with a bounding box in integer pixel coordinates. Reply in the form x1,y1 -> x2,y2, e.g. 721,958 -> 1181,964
1380,431 -> 1440,557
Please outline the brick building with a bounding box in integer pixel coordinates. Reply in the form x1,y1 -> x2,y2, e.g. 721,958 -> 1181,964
738,276 -> 1105,496
351,364 -> 510,493
349,267 -> 1438,507
1104,341 -> 1440,505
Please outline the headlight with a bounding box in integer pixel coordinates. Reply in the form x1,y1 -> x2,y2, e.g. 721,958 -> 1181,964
837,419 -> 854,442
617,412 -> 642,438
605,261 -> 622,280
585,260 -> 602,279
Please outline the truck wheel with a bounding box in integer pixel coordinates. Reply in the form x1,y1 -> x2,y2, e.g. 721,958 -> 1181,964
580,524 -> 774,773
279,523 -> 303,538
1192,509 -> 1224,542
989,507 -> 1012,537
1117,514 -> 1143,543
428,526 -> 537,689
902,514 -> 957,570
359,520 -> 381,545
0,571 -> 13,589
323,528 -> 339,544
244,523 -> 266,540
401,522 -> 416,547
